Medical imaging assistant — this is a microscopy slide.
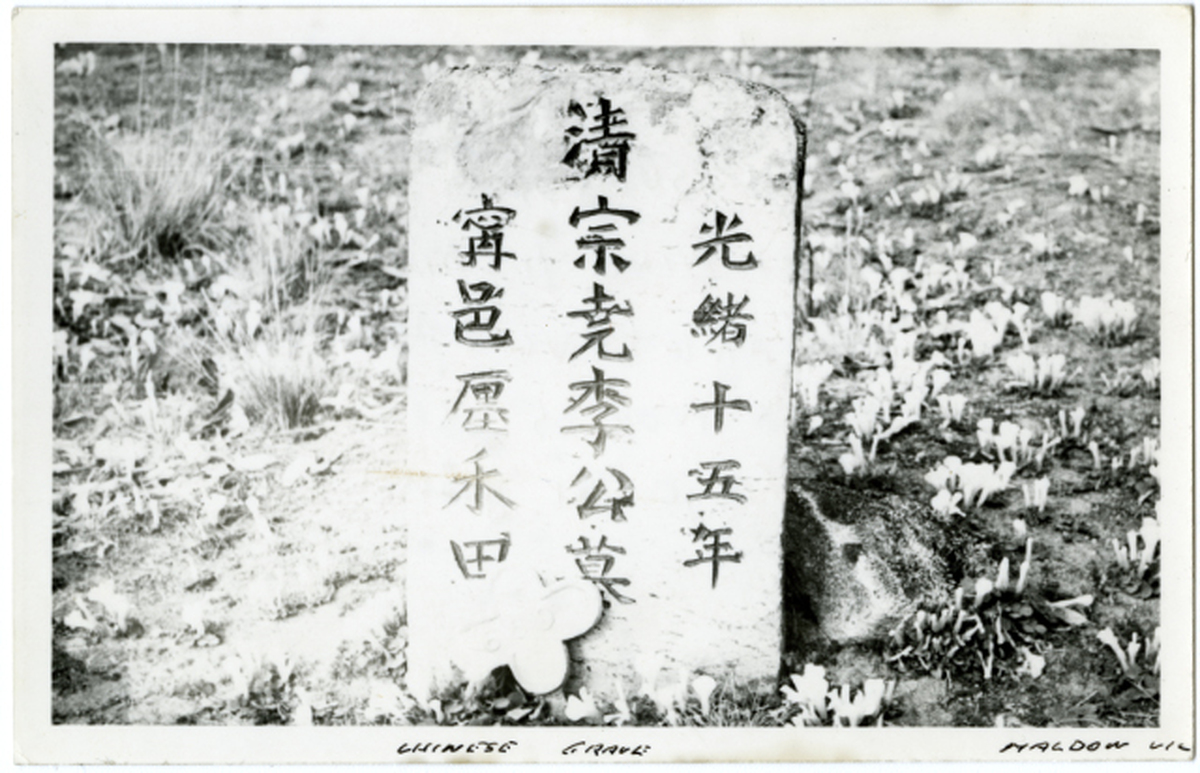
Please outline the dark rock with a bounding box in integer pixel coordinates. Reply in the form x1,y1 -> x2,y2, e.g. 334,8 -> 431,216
783,482 -> 963,651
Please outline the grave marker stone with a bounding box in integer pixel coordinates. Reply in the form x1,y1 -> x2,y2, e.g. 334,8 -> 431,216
407,65 -> 805,703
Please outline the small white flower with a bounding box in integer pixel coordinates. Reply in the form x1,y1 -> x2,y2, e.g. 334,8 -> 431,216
782,664 -> 829,722
924,465 -> 951,491
1018,647 -> 1047,678
1112,537 -> 1131,570
1140,357 -> 1161,388
1006,352 -> 1038,387
1125,632 -> 1142,668
796,361 -> 836,412
289,65 -> 313,90
974,578 -> 995,606
977,417 -> 996,453
839,434 -> 867,476
997,421 -> 1021,458
1147,627 -> 1163,675
936,395 -> 964,427
1011,302 -> 1034,344
1022,477 -> 1050,512
931,488 -> 963,517
1023,232 -> 1051,257
690,674 -> 717,715
1137,517 -> 1161,576
928,369 -> 952,399
565,688 -> 600,722
966,310 -> 1004,359
1069,406 -> 1087,438
1038,354 -> 1067,390
995,557 -> 1011,592
983,301 -> 1013,334
1112,299 -> 1139,333
1016,539 -> 1032,595
1097,627 -> 1131,674
1041,290 -> 1069,324
846,398 -> 881,441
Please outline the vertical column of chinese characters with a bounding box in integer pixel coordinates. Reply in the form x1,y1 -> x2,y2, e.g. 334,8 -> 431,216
683,210 -> 760,587
560,97 -> 639,606
445,196 -> 518,582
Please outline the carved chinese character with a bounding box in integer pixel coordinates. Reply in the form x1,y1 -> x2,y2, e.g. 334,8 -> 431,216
451,533 -> 511,579
566,535 -> 634,604
570,466 -> 634,522
453,195 -> 517,269
446,449 -> 515,513
691,293 -> 753,346
687,459 -> 746,503
450,370 -> 511,431
683,523 -> 742,588
562,97 -> 636,181
690,381 -> 751,433
569,196 -> 640,275
561,366 -> 633,456
567,283 -> 633,361
452,280 -> 513,347
692,211 -> 758,269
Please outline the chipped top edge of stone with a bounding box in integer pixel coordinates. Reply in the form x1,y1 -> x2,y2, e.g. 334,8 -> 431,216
414,62 -> 806,132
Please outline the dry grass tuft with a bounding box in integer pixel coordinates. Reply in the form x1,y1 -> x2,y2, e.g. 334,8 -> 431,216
76,123 -> 245,269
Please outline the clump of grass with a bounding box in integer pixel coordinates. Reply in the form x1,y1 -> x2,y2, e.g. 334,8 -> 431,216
173,197 -> 337,433
234,204 -> 327,319
76,122 -> 245,271
219,322 -> 331,431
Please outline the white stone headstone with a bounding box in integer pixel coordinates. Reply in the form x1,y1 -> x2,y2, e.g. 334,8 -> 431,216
407,65 -> 805,704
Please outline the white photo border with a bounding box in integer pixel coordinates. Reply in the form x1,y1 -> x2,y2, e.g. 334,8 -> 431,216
12,4 -> 1194,764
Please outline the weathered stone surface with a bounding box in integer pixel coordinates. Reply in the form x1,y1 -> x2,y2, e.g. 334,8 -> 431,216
406,65 -> 804,703
783,483 -> 961,650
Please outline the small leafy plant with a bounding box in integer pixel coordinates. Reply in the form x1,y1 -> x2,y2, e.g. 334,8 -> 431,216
1110,516 -> 1160,596
1076,295 -> 1140,346
888,542 -> 1092,681
1096,626 -> 1161,717
925,455 -> 1016,512
1005,351 -> 1069,396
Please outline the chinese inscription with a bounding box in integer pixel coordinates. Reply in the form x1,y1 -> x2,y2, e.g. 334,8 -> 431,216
446,449 -> 515,513
451,370 -> 511,431
692,211 -> 758,270
691,292 -> 753,346
455,195 -> 517,269
567,283 -> 634,361
451,533 -> 511,579
563,98 -> 636,182
683,524 -> 743,588
569,197 -> 641,274
690,381 -> 752,433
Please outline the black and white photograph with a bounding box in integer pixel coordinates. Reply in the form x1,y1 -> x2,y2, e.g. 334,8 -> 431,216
13,4 -> 1194,764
